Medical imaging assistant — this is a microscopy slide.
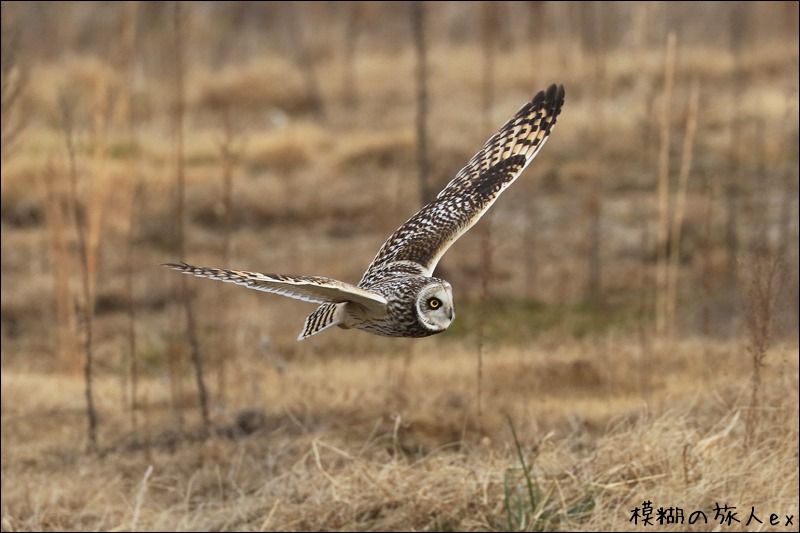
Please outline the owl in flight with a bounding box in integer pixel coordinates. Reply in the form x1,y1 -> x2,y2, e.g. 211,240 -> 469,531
165,84 -> 564,340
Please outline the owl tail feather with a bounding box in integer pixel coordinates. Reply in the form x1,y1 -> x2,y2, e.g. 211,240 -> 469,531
298,303 -> 348,341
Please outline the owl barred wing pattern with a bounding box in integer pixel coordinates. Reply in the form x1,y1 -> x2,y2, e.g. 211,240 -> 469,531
164,84 -> 564,341
164,262 -> 387,312
360,84 -> 564,285
437,84 -> 564,203
299,302 -> 347,341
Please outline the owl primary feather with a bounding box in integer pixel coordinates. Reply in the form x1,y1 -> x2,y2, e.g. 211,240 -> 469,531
165,84 -> 565,340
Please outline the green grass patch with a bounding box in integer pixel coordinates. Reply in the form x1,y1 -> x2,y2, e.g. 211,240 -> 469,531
495,416 -> 595,531
447,297 -> 647,343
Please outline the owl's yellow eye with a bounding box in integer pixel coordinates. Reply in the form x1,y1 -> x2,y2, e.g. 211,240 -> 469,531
428,297 -> 441,309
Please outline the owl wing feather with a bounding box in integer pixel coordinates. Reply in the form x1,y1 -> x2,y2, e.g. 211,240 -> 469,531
360,84 -> 564,286
163,262 -> 387,312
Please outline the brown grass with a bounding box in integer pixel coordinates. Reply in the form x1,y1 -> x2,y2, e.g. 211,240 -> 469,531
1,3 -> 798,531
1,339 -> 797,531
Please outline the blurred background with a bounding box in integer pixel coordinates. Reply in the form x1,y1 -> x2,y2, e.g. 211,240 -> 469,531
1,2 -> 798,530
2,0 -> 797,364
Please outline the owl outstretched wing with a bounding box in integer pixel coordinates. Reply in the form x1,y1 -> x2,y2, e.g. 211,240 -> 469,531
164,262 -> 387,312
360,84 -> 564,286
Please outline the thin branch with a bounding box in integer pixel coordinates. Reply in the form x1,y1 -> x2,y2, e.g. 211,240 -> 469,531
59,93 -> 98,451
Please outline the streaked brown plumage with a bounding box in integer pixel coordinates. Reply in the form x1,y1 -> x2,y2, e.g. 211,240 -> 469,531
165,84 -> 565,340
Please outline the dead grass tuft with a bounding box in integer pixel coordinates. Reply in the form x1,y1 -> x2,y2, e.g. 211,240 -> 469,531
2,340 -> 796,531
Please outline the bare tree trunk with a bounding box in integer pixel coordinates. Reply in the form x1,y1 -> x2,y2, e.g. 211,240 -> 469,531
475,0 -> 501,433
173,2 -> 210,430
578,1 -> 606,305
216,105 -> 240,406
522,2 -> 544,299
526,1 -> 546,83
665,80 -> 700,337
655,32 -> 676,338
723,3 -> 748,289
59,95 -> 98,451
411,1 -> 432,206
699,173 -> 719,348
341,2 -> 361,112
114,1 -> 138,131
287,3 -> 325,118
125,184 -> 142,436
118,0 -> 141,438
0,6 -> 28,158
42,166 -> 78,369
480,1 -> 498,134
778,128 -> 799,332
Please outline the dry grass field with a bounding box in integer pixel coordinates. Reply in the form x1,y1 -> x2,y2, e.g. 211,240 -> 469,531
1,2 -> 798,531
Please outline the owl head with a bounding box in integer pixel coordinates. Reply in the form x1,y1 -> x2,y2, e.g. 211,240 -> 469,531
416,279 -> 455,333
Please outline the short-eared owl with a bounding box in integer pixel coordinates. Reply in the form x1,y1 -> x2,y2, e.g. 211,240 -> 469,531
165,84 -> 564,340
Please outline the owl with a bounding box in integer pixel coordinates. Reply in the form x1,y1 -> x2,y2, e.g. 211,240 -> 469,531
165,84 -> 564,340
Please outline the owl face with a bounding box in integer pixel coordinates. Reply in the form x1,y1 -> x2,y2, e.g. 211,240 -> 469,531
415,280 -> 455,333
165,86 -> 564,341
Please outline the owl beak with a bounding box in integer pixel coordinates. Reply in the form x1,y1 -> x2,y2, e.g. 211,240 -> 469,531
448,308 -> 455,321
